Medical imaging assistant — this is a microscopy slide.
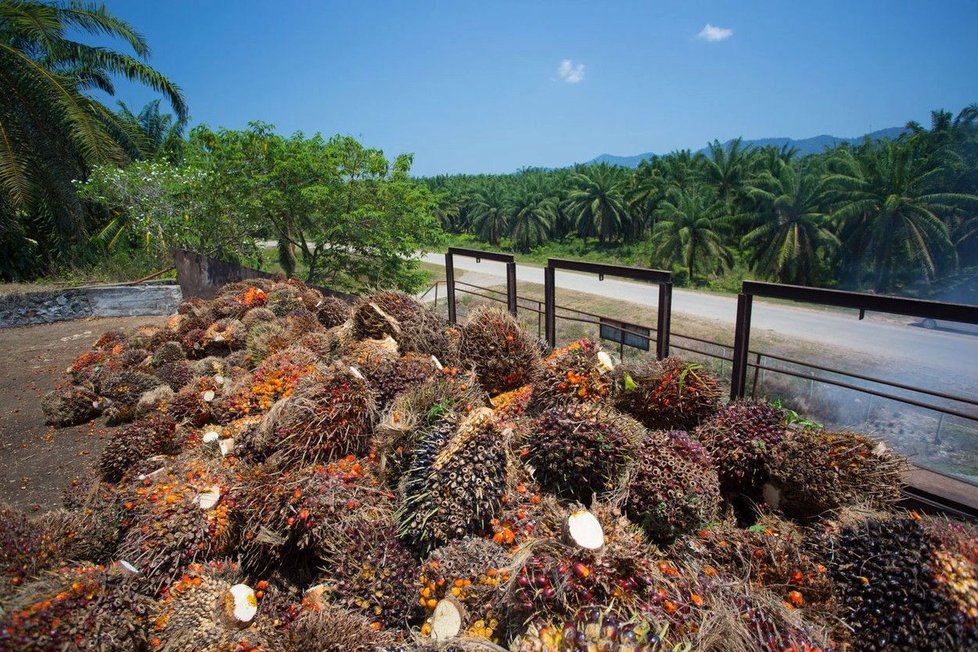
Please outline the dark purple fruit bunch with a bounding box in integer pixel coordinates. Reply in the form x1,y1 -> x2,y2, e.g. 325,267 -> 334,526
527,404 -> 641,502
460,305 -> 542,396
362,353 -> 440,411
98,413 -> 178,482
624,430 -> 720,543
317,295 -> 353,328
693,399 -> 786,496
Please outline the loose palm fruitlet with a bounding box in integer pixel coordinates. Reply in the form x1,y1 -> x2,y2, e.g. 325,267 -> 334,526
624,430 -> 721,544
527,404 -> 641,503
763,428 -> 904,518
399,408 -> 508,555
461,305 -> 542,396
694,399 -> 786,496
615,357 -> 721,431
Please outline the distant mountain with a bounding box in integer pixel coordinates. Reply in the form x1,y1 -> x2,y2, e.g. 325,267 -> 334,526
586,127 -> 908,168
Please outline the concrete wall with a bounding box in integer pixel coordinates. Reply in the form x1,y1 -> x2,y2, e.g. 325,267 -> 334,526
0,284 -> 182,328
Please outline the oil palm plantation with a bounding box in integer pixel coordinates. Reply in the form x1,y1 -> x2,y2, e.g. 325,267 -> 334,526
566,164 -> 631,243
653,187 -> 733,284
742,160 -> 838,285
828,140 -> 978,292
509,178 -> 554,252
0,0 -> 187,279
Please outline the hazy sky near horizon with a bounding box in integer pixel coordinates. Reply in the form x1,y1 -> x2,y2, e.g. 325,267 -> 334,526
96,1 -> 978,176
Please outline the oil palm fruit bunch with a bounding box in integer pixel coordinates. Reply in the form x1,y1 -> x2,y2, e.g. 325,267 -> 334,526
374,368 -> 487,488
351,291 -> 446,356
66,347 -> 117,387
282,591 -> 401,651
167,383 -> 215,428
526,404 -> 641,503
238,456 -> 390,581
248,346 -> 319,412
713,584 -> 833,652
0,504 -> 88,597
460,305 -> 542,396
693,399 -> 786,496
678,514 -> 838,629
100,369 -> 166,423
245,319 -> 293,366
809,511 -> 972,651
614,357 -> 720,431
398,408 -> 508,555
417,537 -> 509,643
116,457 -> 236,593
201,318 -> 247,353
764,429 -> 904,519
0,562 -> 151,651
362,353 -> 440,410
623,430 -> 720,544
126,323 -> 165,350
267,285 -> 305,316
256,361 -> 376,468
923,517 -> 978,639
284,307 -> 322,339
512,609 -> 671,652
98,413 -> 179,482
242,305 -> 276,330
531,338 -> 615,411
317,295 -> 353,328
152,340 -> 187,368
40,384 -> 103,426
313,520 -> 420,630
155,359 -> 194,392
149,560 -> 277,651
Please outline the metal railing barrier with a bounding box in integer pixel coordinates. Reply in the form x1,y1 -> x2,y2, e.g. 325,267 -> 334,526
445,247 -> 517,323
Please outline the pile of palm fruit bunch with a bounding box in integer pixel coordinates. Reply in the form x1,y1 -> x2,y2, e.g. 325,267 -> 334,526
4,275 -> 976,652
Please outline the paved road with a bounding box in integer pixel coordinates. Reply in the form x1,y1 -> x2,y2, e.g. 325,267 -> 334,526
421,253 -> 978,393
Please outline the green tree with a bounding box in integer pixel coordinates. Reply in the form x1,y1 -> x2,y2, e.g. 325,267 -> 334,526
699,137 -> 756,212
828,140 -> 978,292
509,177 -> 554,252
653,188 -> 733,284
742,160 -> 838,285
566,164 -> 631,243
469,181 -> 509,246
0,0 -> 187,279
116,99 -> 186,163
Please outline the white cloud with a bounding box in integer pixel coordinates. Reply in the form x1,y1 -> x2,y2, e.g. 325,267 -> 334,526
698,24 -> 733,42
557,59 -> 585,83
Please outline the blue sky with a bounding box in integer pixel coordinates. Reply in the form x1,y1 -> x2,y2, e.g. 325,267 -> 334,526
97,1 -> 978,176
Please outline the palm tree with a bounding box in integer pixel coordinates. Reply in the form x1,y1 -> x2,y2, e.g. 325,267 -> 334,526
117,99 -> 186,162
469,181 -> 509,246
827,140 -> 978,292
565,164 -> 631,243
509,178 -> 554,252
653,188 -> 733,284
699,137 -> 756,213
0,0 -> 187,279
742,160 -> 838,285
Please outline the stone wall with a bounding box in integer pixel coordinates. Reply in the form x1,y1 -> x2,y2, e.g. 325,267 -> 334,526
0,284 -> 183,328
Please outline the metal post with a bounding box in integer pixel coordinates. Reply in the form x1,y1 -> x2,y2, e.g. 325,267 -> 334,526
751,351 -> 762,398
730,292 -> 753,400
657,282 -> 672,359
433,282 -> 439,309
506,261 -> 518,316
446,253 -> 457,324
537,301 -> 542,339
544,266 -> 556,348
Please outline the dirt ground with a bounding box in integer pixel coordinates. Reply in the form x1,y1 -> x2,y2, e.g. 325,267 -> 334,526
0,316 -> 165,511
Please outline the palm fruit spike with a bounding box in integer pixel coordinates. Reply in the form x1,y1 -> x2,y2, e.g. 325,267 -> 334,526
460,305 -> 542,396
398,408 -> 508,555
313,520 -> 420,630
624,430 -> 721,544
241,305 -> 276,330
615,357 -> 721,431
40,385 -> 103,426
152,340 -> 187,367
245,319 -> 292,366
531,338 -> 614,410
98,413 -> 178,482
526,404 -> 641,503
0,562 -> 151,651
266,284 -> 305,316
693,399 -> 786,497
374,368 -> 487,488
763,428 -> 905,518
809,510 -> 973,651
418,537 -> 509,642
149,561 -> 278,651
317,295 -> 353,328
116,457 -> 235,594
255,361 -> 376,468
